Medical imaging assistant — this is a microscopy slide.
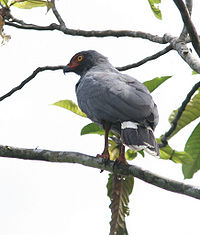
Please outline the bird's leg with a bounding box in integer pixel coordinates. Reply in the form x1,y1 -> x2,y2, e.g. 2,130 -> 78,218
116,144 -> 127,165
97,121 -> 111,161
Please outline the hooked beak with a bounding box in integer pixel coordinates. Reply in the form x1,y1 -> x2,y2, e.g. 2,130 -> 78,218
63,65 -> 71,75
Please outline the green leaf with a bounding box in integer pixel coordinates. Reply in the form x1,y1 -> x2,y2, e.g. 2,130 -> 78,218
183,122 -> 200,179
143,76 -> 172,93
158,139 -> 193,165
53,100 -> 87,118
11,0 -> 53,10
125,149 -> 137,160
148,0 -> 162,20
81,123 -> 104,136
168,88 -> 200,137
80,123 -> 116,137
107,173 -> 134,235
192,71 -> 199,75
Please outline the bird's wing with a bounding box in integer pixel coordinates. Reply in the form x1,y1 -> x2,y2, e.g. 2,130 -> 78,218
76,71 -> 158,125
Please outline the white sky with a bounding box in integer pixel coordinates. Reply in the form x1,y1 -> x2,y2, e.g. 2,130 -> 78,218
0,0 -> 200,234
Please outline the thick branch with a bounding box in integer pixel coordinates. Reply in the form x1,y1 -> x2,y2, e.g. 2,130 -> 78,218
164,34 -> 200,73
173,0 -> 200,57
0,145 -> 199,200
179,0 -> 193,39
160,80 -> 200,147
0,65 -> 64,102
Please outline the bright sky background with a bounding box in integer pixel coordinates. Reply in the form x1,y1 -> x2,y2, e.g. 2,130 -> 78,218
0,0 -> 200,234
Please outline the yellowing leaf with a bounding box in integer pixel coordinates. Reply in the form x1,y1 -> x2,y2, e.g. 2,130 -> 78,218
109,140 -> 120,161
148,0 -> 162,20
0,15 -> 11,45
53,100 -> 87,118
11,0 -> 53,11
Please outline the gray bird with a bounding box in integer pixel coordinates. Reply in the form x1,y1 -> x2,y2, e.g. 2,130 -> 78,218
63,50 -> 159,163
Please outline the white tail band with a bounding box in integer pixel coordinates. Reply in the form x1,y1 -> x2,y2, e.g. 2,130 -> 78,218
121,121 -> 138,130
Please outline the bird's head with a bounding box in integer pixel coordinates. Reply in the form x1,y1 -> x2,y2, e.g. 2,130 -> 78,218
63,50 -> 108,76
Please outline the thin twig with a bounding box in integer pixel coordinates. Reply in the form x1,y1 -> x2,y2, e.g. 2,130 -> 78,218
117,45 -> 172,71
160,80 -> 200,147
0,65 -> 64,102
0,144 -> 199,200
6,21 -> 56,30
51,0 -> 66,26
173,0 -> 200,57
0,46 -> 173,102
5,20 -> 167,44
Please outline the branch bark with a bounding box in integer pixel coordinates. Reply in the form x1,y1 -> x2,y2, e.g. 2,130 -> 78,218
0,65 -> 63,102
51,0 -> 66,27
0,145 -> 199,200
117,45 -> 172,71
179,0 -> 193,39
5,20 -> 167,44
173,0 -> 200,57
164,34 -> 200,73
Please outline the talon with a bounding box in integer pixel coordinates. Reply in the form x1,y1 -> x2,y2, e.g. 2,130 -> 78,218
97,152 -> 110,167
117,144 -> 127,164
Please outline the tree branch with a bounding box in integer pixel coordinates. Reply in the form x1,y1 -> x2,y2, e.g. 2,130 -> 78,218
160,80 -> 200,147
116,45 -> 172,71
0,46 -> 172,102
164,34 -> 200,73
5,19 -> 200,74
5,20 -> 167,44
179,0 -> 193,39
173,0 -> 200,57
0,65 -> 64,102
0,144 -> 199,200
51,0 -> 66,27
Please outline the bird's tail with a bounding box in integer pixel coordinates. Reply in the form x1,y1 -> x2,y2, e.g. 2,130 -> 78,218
121,121 -> 159,157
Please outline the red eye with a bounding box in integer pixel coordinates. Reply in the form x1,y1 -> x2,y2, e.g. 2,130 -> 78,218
77,55 -> 83,62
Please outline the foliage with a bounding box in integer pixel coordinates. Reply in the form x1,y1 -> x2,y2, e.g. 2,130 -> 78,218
143,76 -> 171,92
107,174 -> 134,235
168,88 -> 200,137
10,0 -> 53,10
148,0 -> 162,20
0,0 -> 53,9
183,122 -> 200,179
159,141 -> 193,165
53,100 -> 87,118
